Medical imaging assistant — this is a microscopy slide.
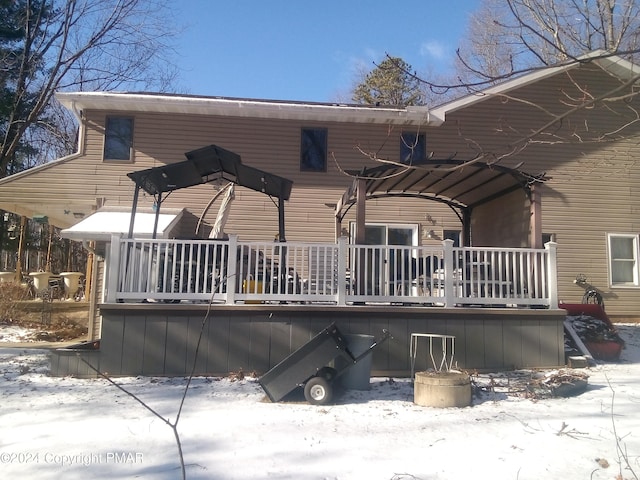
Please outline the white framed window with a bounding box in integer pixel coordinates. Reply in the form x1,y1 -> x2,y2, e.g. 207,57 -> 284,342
607,233 -> 639,287
349,222 -> 418,246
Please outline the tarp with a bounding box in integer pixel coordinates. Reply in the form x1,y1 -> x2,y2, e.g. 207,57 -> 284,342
210,184 -> 235,239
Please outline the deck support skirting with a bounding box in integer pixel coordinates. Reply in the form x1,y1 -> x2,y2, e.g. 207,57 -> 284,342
51,304 -> 566,377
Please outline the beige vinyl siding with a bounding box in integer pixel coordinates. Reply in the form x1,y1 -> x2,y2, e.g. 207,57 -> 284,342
2,61 -> 638,319
440,64 -> 640,319
79,110 -> 464,244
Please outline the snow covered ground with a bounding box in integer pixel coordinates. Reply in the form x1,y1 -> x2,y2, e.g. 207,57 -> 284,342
1,324 -> 639,480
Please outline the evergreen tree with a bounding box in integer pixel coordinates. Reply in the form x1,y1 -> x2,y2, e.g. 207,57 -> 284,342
352,57 -> 425,107
0,0 -> 47,175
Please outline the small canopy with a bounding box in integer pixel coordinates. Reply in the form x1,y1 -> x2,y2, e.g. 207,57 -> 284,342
336,159 -> 547,245
61,208 -> 183,241
127,145 -> 293,200
126,145 -> 293,239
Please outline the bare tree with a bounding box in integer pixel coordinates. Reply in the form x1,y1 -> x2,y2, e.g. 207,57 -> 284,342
0,0 -> 179,177
456,0 -> 640,83
358,0 -> 640,172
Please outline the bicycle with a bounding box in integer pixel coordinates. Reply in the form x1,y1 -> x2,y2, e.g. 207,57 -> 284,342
574,273 -> 605,308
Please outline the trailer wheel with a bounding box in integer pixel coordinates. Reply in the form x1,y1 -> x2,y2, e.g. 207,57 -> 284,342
304,376 -> 333,405
317,367 -> 337,382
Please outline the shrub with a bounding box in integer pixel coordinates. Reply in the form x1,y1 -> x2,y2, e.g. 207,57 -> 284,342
0,283 -> 30,323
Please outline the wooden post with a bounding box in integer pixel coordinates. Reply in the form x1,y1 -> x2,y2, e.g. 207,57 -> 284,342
530,185 -> 542,249
15,216 -> 26,283
45,224 -> 54,272
355,177 -> 366,244
84,240 -> 94,301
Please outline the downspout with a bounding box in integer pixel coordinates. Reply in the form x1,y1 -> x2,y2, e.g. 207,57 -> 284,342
68,100 -> 86,156
66,99 -> 99,338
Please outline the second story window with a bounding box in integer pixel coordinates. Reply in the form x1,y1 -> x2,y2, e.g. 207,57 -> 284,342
400,132 -> 426,164
300,128 -> 327,172
104,116 -> 134,161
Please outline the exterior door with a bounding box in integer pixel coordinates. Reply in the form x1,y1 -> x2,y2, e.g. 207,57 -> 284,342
351,223 -> 417,295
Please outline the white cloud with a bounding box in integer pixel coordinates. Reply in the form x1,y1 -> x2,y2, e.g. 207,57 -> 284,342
420,40 -> 447,59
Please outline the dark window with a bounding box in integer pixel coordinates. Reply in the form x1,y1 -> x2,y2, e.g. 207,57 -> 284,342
300,128 -> 327,172
400,132 -> 426,164
443,230 -> 460,247
104,116 -> 134,161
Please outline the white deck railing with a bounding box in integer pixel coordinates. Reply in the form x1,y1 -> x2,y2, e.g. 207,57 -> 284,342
106,235 -> 558,308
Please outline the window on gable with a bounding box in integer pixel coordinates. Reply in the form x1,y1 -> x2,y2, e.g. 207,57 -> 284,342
300,128 -> 327,172
104,116 -> 134,161
608,234 -> 639,286
400,132 -> 426,164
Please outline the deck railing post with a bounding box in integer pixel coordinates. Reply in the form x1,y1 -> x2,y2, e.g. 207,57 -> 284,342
106,234 -> 122,303
545,241 -> 558,308
442,239 -> 455,307
225,234 -> 238,305
337,236 -> 347,305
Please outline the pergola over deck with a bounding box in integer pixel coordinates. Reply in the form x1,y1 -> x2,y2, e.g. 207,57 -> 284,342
334,159 -> 548,247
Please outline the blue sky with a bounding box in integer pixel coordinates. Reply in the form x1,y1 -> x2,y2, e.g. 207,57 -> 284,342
173,1 -> 481,102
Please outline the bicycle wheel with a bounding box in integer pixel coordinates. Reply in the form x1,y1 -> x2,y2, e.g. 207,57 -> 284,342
582,289 -> 604,307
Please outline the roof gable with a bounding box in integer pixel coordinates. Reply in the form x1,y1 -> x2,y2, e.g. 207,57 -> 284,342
431,50 -> 640,119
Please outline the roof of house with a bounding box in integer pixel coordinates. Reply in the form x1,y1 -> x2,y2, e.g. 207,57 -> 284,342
54,51 -> 639,130
56,91 -> 439,125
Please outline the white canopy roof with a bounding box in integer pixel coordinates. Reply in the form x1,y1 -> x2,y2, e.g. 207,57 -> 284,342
61,208 -> 184,241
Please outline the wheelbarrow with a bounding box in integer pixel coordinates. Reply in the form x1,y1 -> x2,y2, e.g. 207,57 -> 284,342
258,322 -> 392,405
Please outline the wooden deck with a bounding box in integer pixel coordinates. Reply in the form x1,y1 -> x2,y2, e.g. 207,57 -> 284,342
50,303 -> 566,378
50,236 -> 563,377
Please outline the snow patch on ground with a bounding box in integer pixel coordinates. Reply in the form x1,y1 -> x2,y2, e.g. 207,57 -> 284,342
0,325 -> 639,479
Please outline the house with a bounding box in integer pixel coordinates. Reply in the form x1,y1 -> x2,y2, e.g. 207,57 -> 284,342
0,51 -> 638,377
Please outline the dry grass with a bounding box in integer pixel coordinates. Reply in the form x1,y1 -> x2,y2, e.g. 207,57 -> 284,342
0,283 -> 88,341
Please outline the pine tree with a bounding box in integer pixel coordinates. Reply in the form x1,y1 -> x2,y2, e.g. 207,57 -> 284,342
352,57 -> 425,107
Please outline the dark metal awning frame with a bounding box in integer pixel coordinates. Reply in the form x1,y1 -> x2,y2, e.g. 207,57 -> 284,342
335,159 -> 547,246
126,144 -> 293,239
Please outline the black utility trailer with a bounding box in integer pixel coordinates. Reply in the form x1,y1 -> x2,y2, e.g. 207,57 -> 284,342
259,323 -> 391,405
